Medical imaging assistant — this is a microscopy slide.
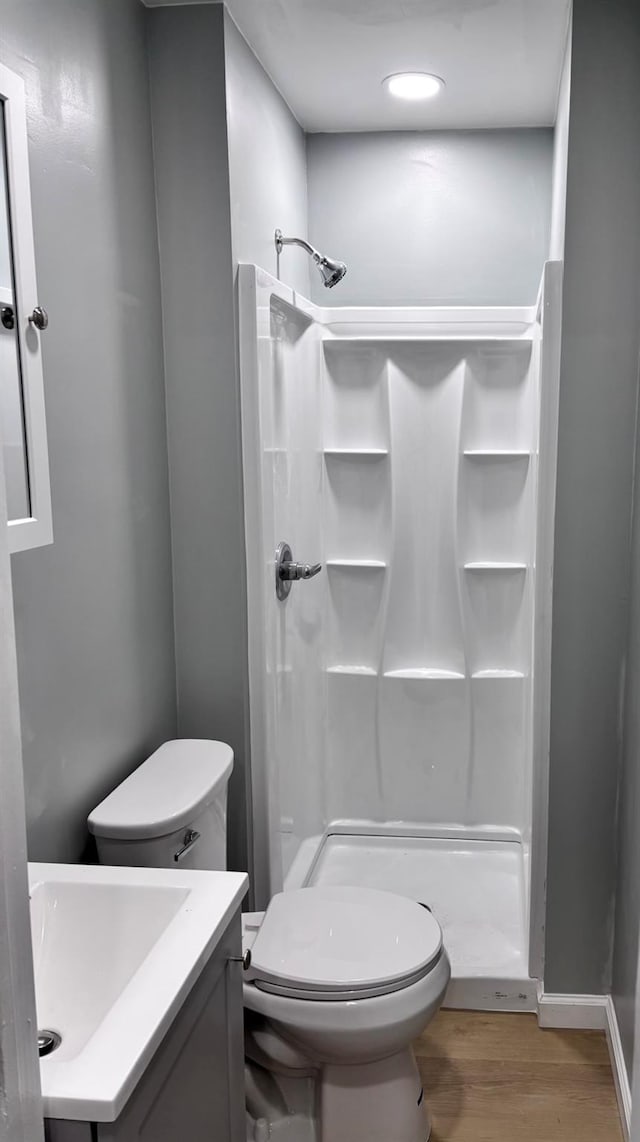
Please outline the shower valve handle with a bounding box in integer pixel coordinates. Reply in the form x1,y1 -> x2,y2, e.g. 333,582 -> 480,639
280,561 -> 322,581
275,541 -> 323,601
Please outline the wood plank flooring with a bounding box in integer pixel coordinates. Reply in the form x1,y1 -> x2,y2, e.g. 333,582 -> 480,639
414,1010 -> 623,1142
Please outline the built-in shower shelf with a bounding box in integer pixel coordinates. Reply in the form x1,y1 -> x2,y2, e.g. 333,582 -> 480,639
326,559 -> 387,570
327,666 -> 471,680
472,670 -> 526,679
464,562 -> 528,571
384,668 -> 465,680
323,336 -> 533,346
327,666 -> 525,680
324,448 -> 389,459
463,450 -> 531,459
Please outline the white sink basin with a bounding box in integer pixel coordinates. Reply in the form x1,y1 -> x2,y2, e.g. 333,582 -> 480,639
29,862 -> 248,1122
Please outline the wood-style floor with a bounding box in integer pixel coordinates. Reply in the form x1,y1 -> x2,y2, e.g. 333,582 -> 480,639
415,1010 -> 623,1142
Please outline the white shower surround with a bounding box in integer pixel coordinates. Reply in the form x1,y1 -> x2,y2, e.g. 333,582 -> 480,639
240,263 -> 562,1010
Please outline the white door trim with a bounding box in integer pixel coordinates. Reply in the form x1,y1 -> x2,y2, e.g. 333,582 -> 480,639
0,422 -> 43,1136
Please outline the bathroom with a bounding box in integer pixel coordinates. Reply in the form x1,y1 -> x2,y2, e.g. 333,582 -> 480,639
1,0 -> 640,1139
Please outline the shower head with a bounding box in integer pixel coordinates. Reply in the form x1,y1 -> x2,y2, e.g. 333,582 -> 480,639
275,229 -> 347,289
316,254 -> 348,289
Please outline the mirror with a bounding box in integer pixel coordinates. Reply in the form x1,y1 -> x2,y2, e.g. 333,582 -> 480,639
0,102 -> 31,521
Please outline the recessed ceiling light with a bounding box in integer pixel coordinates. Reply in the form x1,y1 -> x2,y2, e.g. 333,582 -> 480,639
383,73 -> 445,101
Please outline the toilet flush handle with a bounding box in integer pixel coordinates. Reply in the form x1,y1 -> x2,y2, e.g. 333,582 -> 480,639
173,827 -> 201,862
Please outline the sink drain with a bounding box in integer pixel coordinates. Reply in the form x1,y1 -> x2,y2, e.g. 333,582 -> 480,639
38,1030 -> 61,1058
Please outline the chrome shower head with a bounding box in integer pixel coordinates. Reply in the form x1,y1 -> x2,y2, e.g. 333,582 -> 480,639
316,254 -> 348,289
275,229 -> 347,289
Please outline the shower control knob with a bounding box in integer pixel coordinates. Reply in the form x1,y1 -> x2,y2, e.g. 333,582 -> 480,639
275,541 -> 323,601
282,562 -> 322,581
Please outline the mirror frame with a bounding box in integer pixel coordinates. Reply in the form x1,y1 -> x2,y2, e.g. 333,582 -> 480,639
1,63 -> 52,554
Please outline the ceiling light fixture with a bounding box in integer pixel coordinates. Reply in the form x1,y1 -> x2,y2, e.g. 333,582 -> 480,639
383,72 -> 444,101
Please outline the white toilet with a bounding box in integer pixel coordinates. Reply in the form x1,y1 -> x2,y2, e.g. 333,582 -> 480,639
88,738 -> 234,869
242,887 -> 450,1142
88,740 -> 450,1142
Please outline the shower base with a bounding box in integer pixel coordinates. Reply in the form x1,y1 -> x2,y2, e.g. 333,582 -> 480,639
286,830 -> 537,1012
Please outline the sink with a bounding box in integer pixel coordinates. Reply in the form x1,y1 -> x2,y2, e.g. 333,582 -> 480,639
29,862 -> 248,1121
31,877 -> 190,1064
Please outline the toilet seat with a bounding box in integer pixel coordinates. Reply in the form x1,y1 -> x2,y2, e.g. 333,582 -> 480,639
246,886 -> 443,1001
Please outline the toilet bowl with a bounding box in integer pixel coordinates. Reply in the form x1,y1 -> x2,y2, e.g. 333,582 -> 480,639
88,745 -> 450,1141
242,886 -> 451,1142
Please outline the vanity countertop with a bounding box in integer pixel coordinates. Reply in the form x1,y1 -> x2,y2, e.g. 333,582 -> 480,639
29,862 -> 248,1121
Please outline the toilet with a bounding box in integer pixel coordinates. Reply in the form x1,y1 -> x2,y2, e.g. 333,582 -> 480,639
88,741 -> 450,1142
242,887 -> 450,1142
88,739 -> 234,869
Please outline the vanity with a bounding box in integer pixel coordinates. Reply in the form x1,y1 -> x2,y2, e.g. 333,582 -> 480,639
30,864 -> 248,1142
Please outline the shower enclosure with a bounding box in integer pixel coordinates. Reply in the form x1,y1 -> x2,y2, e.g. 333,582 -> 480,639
240,262 -> 562,1010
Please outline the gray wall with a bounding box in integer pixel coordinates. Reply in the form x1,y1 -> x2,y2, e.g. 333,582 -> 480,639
147,3 -> 250,876
612,400 -> 640,1078
0,0 -> 177,862
224,11 -> 309,297
545,0 -> 640,995
306,129 -> 553,307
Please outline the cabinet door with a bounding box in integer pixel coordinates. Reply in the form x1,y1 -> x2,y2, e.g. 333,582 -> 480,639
97,913 -> 245,1142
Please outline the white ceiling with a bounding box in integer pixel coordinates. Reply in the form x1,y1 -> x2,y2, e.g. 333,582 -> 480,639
145,0 -> 572,133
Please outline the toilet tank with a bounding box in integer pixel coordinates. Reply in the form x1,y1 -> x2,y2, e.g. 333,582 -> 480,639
88,739 -> 233,871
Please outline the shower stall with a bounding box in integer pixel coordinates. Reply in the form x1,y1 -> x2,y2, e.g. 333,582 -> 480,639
239,261 -> 562,1010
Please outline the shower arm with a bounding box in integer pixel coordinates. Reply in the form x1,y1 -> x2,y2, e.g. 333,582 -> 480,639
275,229 -> 321,263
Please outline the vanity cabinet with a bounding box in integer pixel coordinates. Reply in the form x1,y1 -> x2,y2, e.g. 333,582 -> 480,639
44,913 -> 245,1142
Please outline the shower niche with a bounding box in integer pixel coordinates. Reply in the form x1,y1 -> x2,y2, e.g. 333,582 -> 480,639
240,262 -> 562,1010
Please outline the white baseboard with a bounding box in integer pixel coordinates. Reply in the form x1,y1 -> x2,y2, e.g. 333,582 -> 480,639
605,996 -> 631,1142
536,990 -> 631,1140
537,988 -> 608,1029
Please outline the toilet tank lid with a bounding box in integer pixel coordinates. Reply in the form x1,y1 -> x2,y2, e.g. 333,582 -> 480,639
87,740 -> 234,841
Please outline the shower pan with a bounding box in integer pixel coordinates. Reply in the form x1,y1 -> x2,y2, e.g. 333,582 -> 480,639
239,262 -> 562,1011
